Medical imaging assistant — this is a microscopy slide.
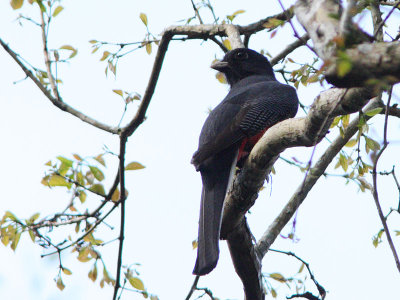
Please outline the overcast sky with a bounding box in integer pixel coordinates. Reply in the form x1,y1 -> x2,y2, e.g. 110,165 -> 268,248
0,1 -> 399,299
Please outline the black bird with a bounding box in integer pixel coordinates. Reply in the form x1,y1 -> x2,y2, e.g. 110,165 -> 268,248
192,48 -> 299,275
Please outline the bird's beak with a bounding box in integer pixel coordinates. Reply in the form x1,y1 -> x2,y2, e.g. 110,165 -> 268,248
211,60 -> 229,71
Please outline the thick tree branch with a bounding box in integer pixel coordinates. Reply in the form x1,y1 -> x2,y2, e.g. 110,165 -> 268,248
255,97 -> 382,257
294,0 -> 400,87
325,41 -> 400,87
219,87 -> 376,300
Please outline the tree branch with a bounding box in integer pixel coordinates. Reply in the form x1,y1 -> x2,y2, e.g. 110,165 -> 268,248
0,38 -> 119,134
255,97 -> 382,257
270,34 -> 309,66
371,87 -> 400,273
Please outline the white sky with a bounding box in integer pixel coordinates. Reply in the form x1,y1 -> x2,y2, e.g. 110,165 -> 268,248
0,1 -> 399,299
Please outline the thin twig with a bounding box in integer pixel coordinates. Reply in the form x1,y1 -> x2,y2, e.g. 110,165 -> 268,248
371,87 -> 400,273
39,11 -> 60,100
0,38 -> 119,134
113,136 -> 128,300
269,249 -> 326,299
185,275 -> 200,300
270,34 -> 309,66
374,0 -> 400,38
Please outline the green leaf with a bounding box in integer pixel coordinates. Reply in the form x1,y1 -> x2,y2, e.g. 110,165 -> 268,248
57,156 -> 73,168
365,136 -> 381,152
330,116 -> 341,128
52,5 -> 64,17
48,175 -> 71,187
125,162 -> 145,171
36,0 -> 46,12
11,232 -> 21,251
140,13 -> 148,26
365,107 -> 383,117
28,230 -> 36,242
10,0 -> 24,9
89,184 -> 105,196
5,211 -> 17,221
337,52 -> 352,77
129,277 -> 145,291
89,166 -> 105,181
79,191 -> 87,203
372,236 -> 379,248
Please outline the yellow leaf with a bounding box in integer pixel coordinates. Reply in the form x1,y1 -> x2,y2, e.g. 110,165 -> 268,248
232,9 -> 245,16
73,154 -> 82,161
100,51 -> 110,61
215,72 -> 227,84
48,175 -> 71,187
365,107 -> 383,117
113,89 -> 123,97
129,277 -> 145,291
10,0 -> 24,10
298,263 -> 305,273
140,13 -> 148,26
52,5 -> 64,17
62,267 -> 72,275
222,39 -> 232,50
56,277 -> 65,291
111,188 -> 120,202
345,139 -> 357,148
269,272 -> 286,282
94,154 -> 106,166
342,114 -> 350,128
192,240 -> 198,249
145,43 -> 152,55
125,162 -> 145,171
271,288 -> 277,298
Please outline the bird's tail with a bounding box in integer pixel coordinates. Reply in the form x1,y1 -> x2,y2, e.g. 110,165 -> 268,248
193,184 -> 226,275
193,151 -> 238,275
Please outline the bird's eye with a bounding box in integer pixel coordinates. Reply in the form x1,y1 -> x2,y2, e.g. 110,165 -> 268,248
235,51 -> 248,60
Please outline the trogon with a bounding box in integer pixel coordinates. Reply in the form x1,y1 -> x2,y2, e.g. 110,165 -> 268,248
192,48 -> 299,275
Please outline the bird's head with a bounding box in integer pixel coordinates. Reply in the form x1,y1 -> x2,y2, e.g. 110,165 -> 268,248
211,48 -> 275,86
